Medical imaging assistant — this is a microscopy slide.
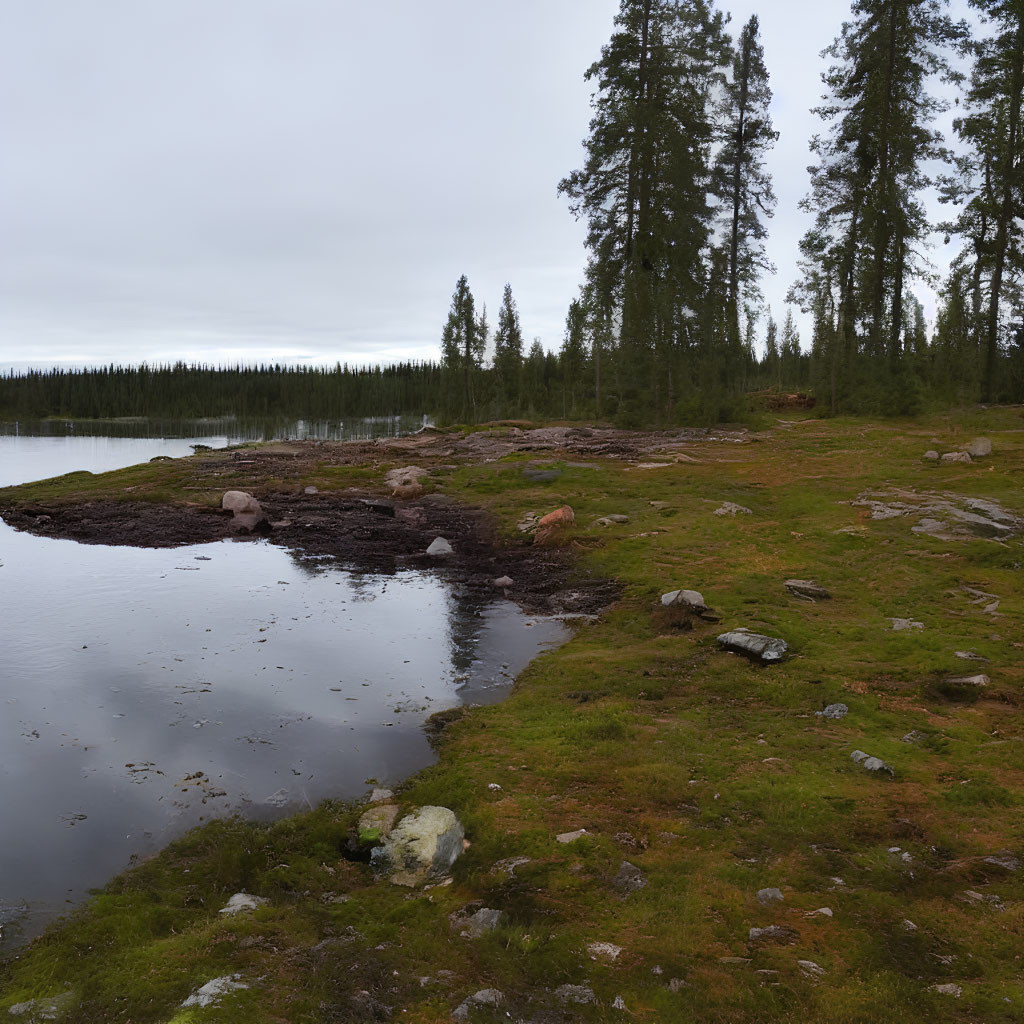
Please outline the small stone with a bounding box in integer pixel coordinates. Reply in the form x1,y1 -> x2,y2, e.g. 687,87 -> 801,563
588,941 -> 623,962
965,437 -> 992,458
757,887 -> 784,905
930,983 -> 962,997
785,579 -> 831,601
660,589 -> 706,611
954,650 -> 987,661
487,783 -> 502,791
945,673 -> 989,687
889,617 -> 924,631
452,988 -> 504,1019
902,919 -> 918,931
941,451 -> 972,464
668,978 -> 688,993
613,861 -> 647,894
714,502 -> 753,516
492,576 -> 513,588
718,629 -> 788,664
805,907 -> 833,918
851,750 -> 893,776
534,505 -> 575,547
490,856 -> 531,876
181,975 -> 249,1009
983,854 -> 1020,872
816,703 -> 849,720
901,731 -> 924,744
923,450 -> 939,461
426,537 -> 454,557
218,893 -> 269,916
453,907 -> 506,938
303,485 -> 319,494
556,828 -> 588,844
554,984 -> 596,1005
748,925 -> 798,944
797,960 -> 826,980
369,787 -> 394,803
613,995 -> 628,1010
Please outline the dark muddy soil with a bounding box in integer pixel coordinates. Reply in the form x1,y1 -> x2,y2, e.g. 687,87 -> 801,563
2,490 -> 618,617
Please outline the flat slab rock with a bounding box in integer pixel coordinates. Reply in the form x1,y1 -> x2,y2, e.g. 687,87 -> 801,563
853,489 -> 1023,541
718,628 -> 788,664
785,579 -> 831,601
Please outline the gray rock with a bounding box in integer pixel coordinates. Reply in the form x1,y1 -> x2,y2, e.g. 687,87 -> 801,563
717,628 -> 788,664
181,975 -> 249,1009
983,854 -> 1020,872
556,828 -> 588,844
901,731 -> 924,744
303,485 -> 319,494
490,855 -> 531,876
941,451 -> 972,464
372,805 -> 465,886
453,907 -> 506,938
492,576 -> 513,588
851,750 -> 893,776
816,703 -> 849,720
358,804 -> 399,842
889,617 -> 924,631
966,437 -> 992,458
426,537 -> 454,558
221,490 -> 261,515
798,960 -> 826,980
714,502 -> 753,516
587,941 -> 623,962
661,589 -> 706,611
452,988 -> 505,1019
757,887 -> 784,905
748,925 -> 798,944
924,450 -> 940,461
954,650 -> 988,661
613,860 -> 647,894
785,579 -> 831,601
7,993 -> 76,1020
930,983 -> 962,998
218,892 -> 269,916
369,787 -> 394,803
945,673 -> 989,687
384,465 -> 429,489
554,984 -> 596,1005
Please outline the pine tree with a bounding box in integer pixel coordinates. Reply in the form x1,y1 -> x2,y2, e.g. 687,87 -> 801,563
763,309 -> 780,388
713,14 -> 778,342
794,0 -> 967,409
780,308 -> 802,387
560,298 -> 588,416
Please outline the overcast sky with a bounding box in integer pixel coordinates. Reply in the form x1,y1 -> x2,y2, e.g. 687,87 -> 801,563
0,0 -> 975,371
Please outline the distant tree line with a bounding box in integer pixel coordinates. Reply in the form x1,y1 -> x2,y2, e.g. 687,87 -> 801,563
4,0 -> 1022,426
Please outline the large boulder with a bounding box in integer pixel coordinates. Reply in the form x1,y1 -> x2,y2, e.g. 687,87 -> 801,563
221,490 -> 267,532
941,451 -> 972,464
965,437 -> 992,458
717,628 -> 788,664
371,806 -> 465,886
661,589 -> 706,612
534,505 -> 575,547
384,465 -> 430,490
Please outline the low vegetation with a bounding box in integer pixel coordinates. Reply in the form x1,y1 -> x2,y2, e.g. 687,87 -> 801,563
1,408 -> 1022,1022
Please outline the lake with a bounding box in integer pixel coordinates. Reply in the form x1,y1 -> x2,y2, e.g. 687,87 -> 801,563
0,424 -> 565,948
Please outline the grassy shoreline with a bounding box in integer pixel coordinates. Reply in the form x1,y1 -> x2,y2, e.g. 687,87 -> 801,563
2,410 -> 1023,1022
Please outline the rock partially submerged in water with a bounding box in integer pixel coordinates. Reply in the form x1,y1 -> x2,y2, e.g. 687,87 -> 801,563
717,628 -> 788,664
371,805 -> 465,886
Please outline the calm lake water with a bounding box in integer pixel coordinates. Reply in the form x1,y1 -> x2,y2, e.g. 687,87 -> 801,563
0,427 -> 565,948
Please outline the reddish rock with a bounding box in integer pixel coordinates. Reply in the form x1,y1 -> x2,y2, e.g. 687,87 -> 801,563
534,505 -> 575,547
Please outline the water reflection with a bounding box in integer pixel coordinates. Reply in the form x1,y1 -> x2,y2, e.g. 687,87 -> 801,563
0,523 -> 566,948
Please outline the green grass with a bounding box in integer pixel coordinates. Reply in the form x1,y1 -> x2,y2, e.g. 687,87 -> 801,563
1,409 -> 1023,1022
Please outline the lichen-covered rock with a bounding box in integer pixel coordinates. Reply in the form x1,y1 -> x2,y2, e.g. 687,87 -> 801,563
452,989 -> 504,1019
757,887 -> 784,905
450,906 -> 506,938
181,975 -> 249,1009
717,628 -> 788,664
941,451 -> 972,464
714,502 -> 753,516
816,703 -> 849,720
358,803 -> 399,844
613,860 -> 647,894
965,437 -> 992,458
372,805 -> 465,886
749,925 -> 798,944
534,505 -> 575,547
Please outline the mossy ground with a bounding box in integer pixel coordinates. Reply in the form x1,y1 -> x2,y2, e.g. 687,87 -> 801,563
1,410 -> 1022,1022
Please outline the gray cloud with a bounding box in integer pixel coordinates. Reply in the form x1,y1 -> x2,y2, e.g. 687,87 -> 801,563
0,0 -> 972,369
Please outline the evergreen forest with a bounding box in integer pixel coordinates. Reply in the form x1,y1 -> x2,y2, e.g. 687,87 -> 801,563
2,0 -> 1022,426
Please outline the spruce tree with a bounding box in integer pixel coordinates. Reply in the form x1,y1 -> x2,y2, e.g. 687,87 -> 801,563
941,0 -> 1024,401
560,298 -> 589,416
713,14 -> 778,342
440,275 -> 483,422
794,0 -> 967,410
492,284 -> 524,413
